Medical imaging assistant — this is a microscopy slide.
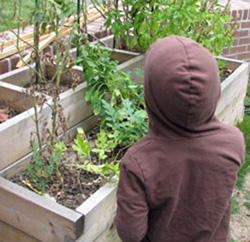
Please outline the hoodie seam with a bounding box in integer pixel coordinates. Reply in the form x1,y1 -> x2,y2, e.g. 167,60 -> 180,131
127,150 -> 151,205
175,36 -> 194,129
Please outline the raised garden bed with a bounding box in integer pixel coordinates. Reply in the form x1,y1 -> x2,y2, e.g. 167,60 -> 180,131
0,36 -> 249,242
0,44 -> 144,171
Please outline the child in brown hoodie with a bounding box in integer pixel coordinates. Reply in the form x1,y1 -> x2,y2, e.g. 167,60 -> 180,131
115,35 -> 245,242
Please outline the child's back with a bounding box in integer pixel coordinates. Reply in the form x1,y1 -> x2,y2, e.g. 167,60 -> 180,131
115,35 -> 245,242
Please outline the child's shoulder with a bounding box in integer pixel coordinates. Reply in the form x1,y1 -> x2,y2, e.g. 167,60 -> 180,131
220,122 -> 245,142
127,135 -> 153,155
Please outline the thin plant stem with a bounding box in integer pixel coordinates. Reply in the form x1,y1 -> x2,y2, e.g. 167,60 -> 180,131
34,0 -> 40,84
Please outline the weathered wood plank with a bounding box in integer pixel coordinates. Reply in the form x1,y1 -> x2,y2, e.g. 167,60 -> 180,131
117,54 -> 145,83
94,223 -> 122,242
76,183 -> 117,242
0,220 -> 39,242
216,56 -> 241,71
215,62 -> 249,125
0,65 -> 34,87
0,80 -> 95,170
0,81 -> 33,111
0,98 -> 52,170
57,82 -> 94,133
0,177 -> 84,242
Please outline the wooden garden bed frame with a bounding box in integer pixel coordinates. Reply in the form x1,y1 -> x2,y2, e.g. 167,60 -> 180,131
0,35 -> 249,241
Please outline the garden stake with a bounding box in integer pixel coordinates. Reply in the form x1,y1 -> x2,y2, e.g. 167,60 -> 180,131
34,0 -> 40,84
113,0 -> 119,49
77,0 -> 81,58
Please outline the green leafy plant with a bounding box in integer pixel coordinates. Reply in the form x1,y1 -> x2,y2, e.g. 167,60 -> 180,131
102,161 -> 120,180
25,142 -> 66,192
70,127 -> 102,178
77,41 -> 145,115
72,127 -> 92,161
105,0 -> 238,55
99,99 -> 148,154
92,129 -> 118,162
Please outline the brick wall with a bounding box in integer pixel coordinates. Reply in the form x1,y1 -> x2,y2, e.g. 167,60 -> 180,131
223,8 -> 250,61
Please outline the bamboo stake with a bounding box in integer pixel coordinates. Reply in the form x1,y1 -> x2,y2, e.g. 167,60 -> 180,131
0,34 -> 50,60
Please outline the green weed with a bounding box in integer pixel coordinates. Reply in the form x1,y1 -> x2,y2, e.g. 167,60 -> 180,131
237,115 -> 250,189
231,195 -> 240,215
0,0 -> 34,32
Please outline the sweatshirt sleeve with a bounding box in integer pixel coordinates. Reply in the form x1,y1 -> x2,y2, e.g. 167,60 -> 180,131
115,152 -> 149,242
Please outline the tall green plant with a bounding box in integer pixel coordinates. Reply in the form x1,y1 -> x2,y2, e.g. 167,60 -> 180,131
7,0 -> 82,191
105,0 -> 238,55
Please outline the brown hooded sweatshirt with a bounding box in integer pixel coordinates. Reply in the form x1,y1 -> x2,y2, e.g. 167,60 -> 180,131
115,35 -> 245,242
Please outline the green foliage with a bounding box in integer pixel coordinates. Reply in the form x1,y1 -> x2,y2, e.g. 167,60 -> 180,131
100,99 -> 148,148
243,190 -> 250,211
76,43 -> 147,180
217,59 -> 227,77
245,84 -> 250,105
102,162 -> 120,179
92,129 -> 118,162
77,41 -> 144,115
231,195 -> 240,215
38,0 -> 76,33
0,0 -> 76,32
244,201 -> 250,211
105,0 -> 237,55
25,143 -> 65,192
72,127 -> 91,161
0,0 -> 34,32
55,141 -> 67,154
236,114 -> 250,189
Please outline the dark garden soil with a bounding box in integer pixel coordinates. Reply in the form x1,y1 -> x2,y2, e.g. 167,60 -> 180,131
9,125 -> 125,210
10,162 -> 106,210
220,67 -> 234,82
0,102 -> 20,123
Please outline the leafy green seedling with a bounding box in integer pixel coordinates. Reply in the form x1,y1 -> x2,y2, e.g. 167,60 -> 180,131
72,127 -> 91,160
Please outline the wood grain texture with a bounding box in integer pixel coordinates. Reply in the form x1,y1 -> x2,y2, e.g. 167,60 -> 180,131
215,60 -> 249,125
0,220 -> 39,242
76,183 -> 118,242
0,65 -> 33,87
0,177 -> 84,242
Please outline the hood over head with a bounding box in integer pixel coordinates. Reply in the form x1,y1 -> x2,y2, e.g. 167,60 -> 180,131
144,35 -> 221,139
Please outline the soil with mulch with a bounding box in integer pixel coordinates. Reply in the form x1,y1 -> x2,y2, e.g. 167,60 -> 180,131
9,125 -> 124,210
10,162 -> 106,210
0,102 -> 20,123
